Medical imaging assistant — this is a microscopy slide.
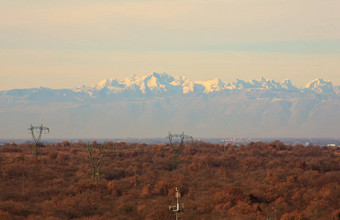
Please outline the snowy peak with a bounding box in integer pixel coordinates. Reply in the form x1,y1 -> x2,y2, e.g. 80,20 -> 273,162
74,73 -> 337,96
247,77 -> 298,91
196,78 -> 226,93
139,72 -> 175,93
303,78 -> 335,95
171,76 -> 195,94
304,78 -> 331,89
281,79 -> 297,90
77,72 -> 175,95
143,72 -> 174,84
250,77 -> 279,89
222,77 -> 298,91
96,78 -> 125,90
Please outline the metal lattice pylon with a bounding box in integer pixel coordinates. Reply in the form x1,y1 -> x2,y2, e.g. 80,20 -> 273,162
166,132 -> 193,170
87,143 -> 106,181
28,124 -> 49,156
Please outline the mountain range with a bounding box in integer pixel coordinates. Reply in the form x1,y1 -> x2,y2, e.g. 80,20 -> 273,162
77,72 -> 338,96
1,72 -> 339,139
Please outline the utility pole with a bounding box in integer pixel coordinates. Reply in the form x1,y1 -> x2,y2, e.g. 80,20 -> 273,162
169,187 -> 184,220
28,124 -> 49,156
166,132 -> 193,170
87,143 -> 106,181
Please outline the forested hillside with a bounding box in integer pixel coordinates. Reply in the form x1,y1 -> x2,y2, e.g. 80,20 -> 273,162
0,141 -> 339,219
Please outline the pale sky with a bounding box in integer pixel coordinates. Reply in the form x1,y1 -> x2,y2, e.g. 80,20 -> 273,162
1,0 -> 339,90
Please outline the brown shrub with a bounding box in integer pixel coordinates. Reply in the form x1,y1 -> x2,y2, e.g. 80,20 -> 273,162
47,152 -> 58,159
280,210 -> 304,220
61,141 -> 70,147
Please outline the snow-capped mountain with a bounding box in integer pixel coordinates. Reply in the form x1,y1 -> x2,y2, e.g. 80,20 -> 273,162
73,72 -> 333,97
0,73 -> 339,138
76,73 -> 181,96
302,78 -> 336,95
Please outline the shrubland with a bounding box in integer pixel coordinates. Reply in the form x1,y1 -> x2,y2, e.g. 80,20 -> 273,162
0,141 -> 339,219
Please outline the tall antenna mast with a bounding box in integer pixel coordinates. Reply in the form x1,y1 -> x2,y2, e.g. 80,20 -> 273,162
169,187 -> 184,220
28,124 -> 49,156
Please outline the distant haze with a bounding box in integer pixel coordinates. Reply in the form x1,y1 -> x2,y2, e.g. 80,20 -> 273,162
0,73 -> 339,139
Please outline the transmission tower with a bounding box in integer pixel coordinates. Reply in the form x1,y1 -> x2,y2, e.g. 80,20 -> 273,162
28,124 -> 49,156
87,143 -> 106,181
169,187 -> 184,220
166,132 -> 193,147
166,132 -> 193,170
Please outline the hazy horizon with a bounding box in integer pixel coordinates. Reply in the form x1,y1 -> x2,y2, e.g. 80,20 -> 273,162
1,72 -> 339,139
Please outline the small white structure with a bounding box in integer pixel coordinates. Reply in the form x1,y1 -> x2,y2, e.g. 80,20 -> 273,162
169,187 -> 184,220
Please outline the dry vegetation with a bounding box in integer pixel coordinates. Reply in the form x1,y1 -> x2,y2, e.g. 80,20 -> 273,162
0,141 -> 339,220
